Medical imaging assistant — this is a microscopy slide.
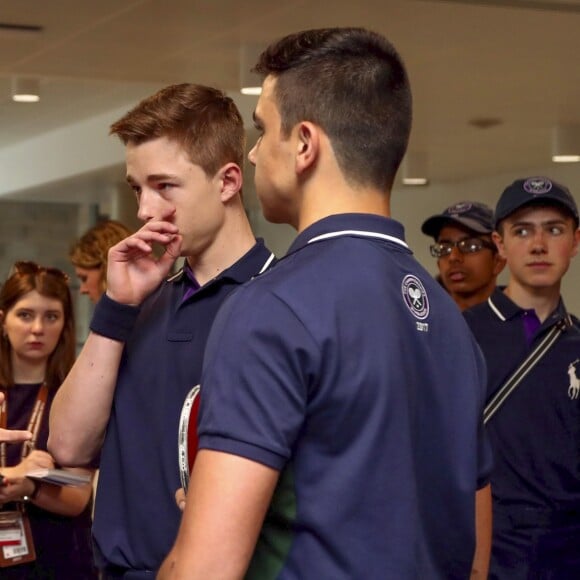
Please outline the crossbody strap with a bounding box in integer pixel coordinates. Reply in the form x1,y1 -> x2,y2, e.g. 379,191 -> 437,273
483,314 -> 573,424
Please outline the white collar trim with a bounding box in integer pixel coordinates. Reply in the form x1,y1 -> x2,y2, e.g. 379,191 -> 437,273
307,229 -> 408,249
487,296 -> 506,321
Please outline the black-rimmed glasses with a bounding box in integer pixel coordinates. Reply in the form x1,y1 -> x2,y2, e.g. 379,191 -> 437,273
12,261 -> 69,283
430,238 -> 496,258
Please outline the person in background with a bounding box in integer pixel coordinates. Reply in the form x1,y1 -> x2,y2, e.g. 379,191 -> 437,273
48,83 -> 274,579
160,27 -> 491,580
0,261 -> 96,578
422,201 -> 505,311
69,219 -> 132,303
464,177 -> 580,579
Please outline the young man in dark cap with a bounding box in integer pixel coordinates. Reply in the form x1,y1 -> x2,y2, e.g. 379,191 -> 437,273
422,201 -> 505,311
464,176 -> 580,579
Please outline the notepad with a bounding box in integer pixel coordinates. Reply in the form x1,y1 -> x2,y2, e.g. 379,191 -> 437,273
25,469 -> 91,487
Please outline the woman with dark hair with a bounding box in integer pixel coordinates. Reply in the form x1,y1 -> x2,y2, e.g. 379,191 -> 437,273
0,261 -> 97,578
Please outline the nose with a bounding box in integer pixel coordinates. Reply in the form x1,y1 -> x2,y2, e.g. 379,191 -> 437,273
137,189 -> 156,223
136,189 -> 174,223
31,316 -> 44,334
248,143 -> 257,167
530,229 -> 547,253
447,245 -> 464,262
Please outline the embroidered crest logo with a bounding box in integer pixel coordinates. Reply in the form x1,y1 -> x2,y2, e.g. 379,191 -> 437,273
401,275 -> 429,320
445,202 -> 472,216
567,359 -> 579,400
523,177 -> 552,196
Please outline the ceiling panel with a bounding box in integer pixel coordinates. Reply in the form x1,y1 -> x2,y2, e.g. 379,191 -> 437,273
0,0 -> 578,184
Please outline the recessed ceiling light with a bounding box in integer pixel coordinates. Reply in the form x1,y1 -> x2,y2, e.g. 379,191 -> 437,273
11,77 -> 40,103
552,155 -> 580,163
401,152 -> 429,186
0,22 -> 43,36
241,87 -> 262,96
468,117 -> 503,129
552,126 -> 580,163
240,45 -> 263,96
402,177 -> 429,186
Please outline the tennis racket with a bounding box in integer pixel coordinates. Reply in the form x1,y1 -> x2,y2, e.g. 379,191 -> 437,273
177,385 -> 201,492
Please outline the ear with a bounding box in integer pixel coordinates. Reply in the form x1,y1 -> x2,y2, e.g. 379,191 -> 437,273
295,122 -> 319,176
217,163 -> 243,202
492,252 -> 507,276
491,231 -> 506,260
571,227 -> 580,258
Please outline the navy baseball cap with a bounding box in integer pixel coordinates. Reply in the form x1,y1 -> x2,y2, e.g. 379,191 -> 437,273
421,201 -> 494,239
494,176 -> 579,228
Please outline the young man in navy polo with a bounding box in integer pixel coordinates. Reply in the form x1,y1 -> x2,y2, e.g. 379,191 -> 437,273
464,176 -> 580,579
160,28 -> 492,580
422,201 -> 505,311
47,84 -> 274,579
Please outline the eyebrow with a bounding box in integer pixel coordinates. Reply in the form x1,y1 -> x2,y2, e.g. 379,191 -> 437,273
126,173 -> 179,185
437,234 -> 474,243
510,218 -> 567,228
15,307 -> 62,314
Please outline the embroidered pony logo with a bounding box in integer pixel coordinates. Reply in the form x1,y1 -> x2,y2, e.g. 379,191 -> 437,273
568,359 -> 580,400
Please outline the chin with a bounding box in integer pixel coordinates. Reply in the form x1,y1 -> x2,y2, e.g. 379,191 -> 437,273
259,205 -> 292,226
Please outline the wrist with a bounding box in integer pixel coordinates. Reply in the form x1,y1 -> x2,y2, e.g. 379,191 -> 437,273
90,293 -> 141,342
22,478 -> 40,503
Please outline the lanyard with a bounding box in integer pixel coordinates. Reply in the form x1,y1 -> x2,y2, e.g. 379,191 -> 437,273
0,383 -> 49,467
483,314 -> 572,424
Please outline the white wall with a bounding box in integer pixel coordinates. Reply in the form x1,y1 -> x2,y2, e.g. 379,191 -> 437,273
246,164 -> 580,314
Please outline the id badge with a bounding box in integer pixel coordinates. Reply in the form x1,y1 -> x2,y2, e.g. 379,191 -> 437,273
0,512 -> 22,546
0,510 -> 36,566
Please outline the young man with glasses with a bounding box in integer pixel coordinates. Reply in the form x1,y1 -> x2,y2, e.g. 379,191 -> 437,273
422,201 -> 505,311
464,177 -> 580,579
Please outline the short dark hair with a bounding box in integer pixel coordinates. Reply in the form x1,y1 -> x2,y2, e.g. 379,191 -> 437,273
110,84 -> 245,177
254,28 -> 412,191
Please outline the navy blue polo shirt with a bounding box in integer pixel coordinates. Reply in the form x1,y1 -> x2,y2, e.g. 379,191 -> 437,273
92,240 -> 274,573
464,288 -> 580,510
198,213 -> 492,579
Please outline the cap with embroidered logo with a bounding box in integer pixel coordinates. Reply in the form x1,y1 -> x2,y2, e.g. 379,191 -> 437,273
494,177 -> 579,228
421,201 -> 494,239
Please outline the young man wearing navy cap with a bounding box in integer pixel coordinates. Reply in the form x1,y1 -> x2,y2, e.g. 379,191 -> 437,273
47,84 -> 274,578
464,176 -> 580,579
422,201 -> 505,310
160,28 -> 492,580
